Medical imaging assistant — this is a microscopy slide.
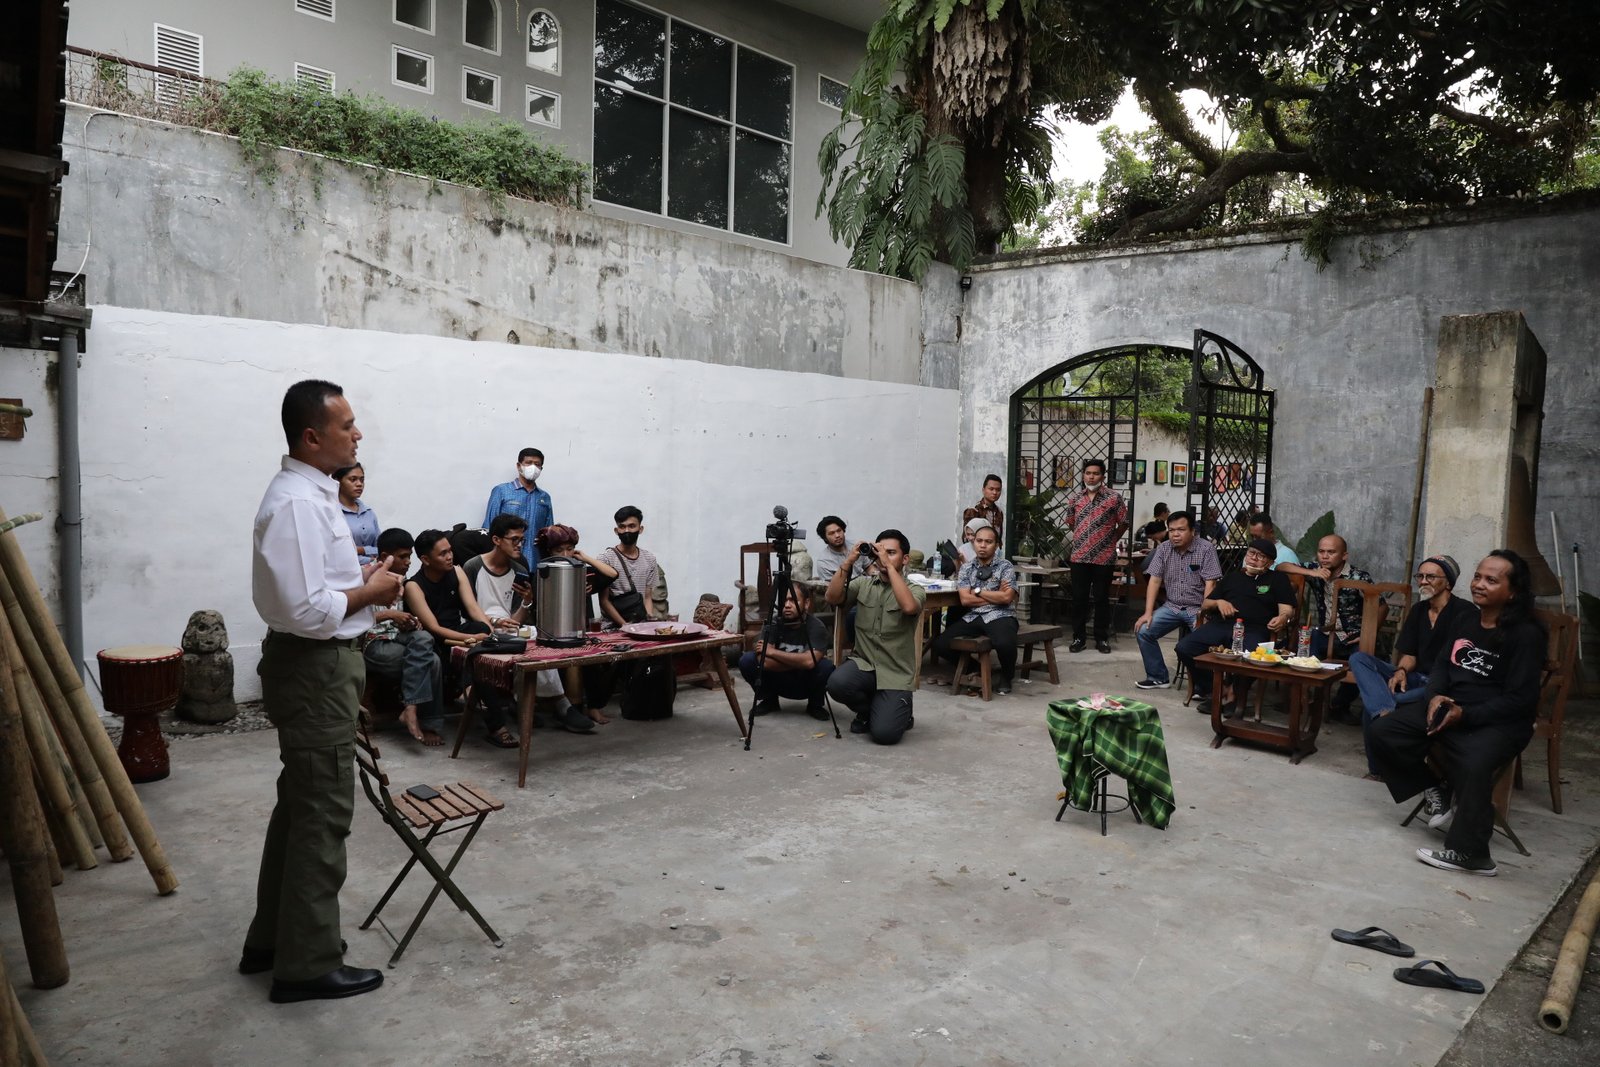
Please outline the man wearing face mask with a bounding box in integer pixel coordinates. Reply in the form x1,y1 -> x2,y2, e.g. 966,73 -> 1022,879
1174,538 -> 1297,716
483,447 -> 553,575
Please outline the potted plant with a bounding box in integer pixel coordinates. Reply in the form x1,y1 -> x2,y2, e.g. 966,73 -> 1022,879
1013,488 -> 1067,568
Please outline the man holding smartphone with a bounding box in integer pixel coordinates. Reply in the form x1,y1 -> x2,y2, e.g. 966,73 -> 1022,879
824,530 -> 926,744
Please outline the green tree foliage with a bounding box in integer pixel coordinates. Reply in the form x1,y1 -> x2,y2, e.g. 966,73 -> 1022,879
189,68 -> 588,207
819,0 -> 1121,278
828,0 -> 1600,272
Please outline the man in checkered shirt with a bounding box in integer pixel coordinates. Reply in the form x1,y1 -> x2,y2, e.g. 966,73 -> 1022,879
1063,458 -> 1129,654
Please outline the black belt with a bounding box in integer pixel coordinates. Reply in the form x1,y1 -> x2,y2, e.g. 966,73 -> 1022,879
268,630 -> 359,649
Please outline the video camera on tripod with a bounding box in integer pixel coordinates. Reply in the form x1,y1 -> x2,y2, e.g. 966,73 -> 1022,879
766,505 -> 805,546
743,505 -> 838,750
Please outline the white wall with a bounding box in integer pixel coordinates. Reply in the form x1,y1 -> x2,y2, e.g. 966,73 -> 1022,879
74,308 -> 959,699
0,348 -> 61,600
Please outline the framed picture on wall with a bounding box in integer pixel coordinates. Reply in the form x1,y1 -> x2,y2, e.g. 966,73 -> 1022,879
1020,455 -> 1036,491
1154,460 -> 1168,484
1172,462 -> 1187,487
1134,460 -> 1147,484
1192,460 -> 1206,486
1228,462 -> 1243,489
1111,458 -> 1129,484
1052,454 -> 1071,489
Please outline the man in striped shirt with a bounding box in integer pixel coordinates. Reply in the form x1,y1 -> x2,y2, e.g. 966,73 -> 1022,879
1063,459 -> 1129,653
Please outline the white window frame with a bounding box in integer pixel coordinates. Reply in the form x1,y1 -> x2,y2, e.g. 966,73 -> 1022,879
294,62 -> 336,92
462,66 -> 501,111
818,74 -> 848,111
393,0 -> 435,35
462,0 -> 501,56
293,0 -> 336,23
590,0 -> 795,246
525,84 -> 561,128
153,22 -> 203,76
525,9 -> 561,75
391,44 -> 434,93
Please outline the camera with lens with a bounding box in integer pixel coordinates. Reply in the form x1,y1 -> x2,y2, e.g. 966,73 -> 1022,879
857,541 -> 879,562
766,504 -> 806,544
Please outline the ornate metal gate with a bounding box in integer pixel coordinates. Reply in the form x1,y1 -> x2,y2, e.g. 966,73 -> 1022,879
1186,330 -> 1274,548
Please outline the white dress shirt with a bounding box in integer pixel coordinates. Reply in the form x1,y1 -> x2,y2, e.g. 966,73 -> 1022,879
253,455 -> 373,640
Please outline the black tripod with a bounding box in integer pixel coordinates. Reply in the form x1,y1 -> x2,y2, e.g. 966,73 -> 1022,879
745,507 -> 840,751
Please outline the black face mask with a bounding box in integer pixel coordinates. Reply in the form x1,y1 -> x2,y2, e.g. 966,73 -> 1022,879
618,531 -> 640,547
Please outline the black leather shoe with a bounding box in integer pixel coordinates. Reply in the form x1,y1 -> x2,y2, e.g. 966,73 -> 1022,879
269,965 -> 384,1003
806,702 -> 828,721
240,940 -> 346,975
1068,639 -> 1086,653
752,698 -> 779,717
849,716 -> 869,734
1096,641 -> 1111,654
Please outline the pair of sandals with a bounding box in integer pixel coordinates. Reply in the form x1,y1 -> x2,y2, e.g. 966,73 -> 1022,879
1330,927 -> 1485,994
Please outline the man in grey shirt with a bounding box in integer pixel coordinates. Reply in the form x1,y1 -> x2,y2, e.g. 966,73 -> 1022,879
813,514 -> 866,582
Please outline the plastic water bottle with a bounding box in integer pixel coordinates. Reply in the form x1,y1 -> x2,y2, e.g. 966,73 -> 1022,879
1231,619 -> 1245,654
1297,626 -> 1312,658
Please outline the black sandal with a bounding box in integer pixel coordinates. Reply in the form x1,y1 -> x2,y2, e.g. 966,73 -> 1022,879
485,728 -> 519,748
1392,959 -> 1484,994
1331,926 -> 1415,958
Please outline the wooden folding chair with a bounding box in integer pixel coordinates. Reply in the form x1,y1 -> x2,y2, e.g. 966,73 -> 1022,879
1515,609 -> 1579,813
735,543 -> 775,650
354,712 -> 506,966
1328,579 -> 1412,660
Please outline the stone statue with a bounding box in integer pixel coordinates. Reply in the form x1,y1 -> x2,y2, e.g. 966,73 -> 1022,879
177,609 -> 238,724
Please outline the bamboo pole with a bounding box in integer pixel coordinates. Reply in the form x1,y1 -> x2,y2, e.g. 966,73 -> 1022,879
0,945 -> 21,1067
0,511 -> 175,894
5,613 -> 97,871
10,982 -> 49,1067
33,669 -> 101,853
1539,866 -> 1600,1033
35,789 -> 66,887
0,581 -> 128,860
0,627 -> 70,988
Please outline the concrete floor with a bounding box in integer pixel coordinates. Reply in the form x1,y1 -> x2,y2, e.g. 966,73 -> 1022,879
8,645 -> 1599,1067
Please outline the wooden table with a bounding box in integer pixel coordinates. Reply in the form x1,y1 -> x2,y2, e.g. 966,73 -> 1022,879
1195,652 -> 1347,764
449,631 -> 747,787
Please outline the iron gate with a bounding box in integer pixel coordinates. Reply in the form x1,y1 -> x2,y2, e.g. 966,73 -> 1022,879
1186,330 -> 1274,550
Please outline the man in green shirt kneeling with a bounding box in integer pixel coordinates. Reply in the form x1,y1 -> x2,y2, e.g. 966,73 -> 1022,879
824,529 -> 926,744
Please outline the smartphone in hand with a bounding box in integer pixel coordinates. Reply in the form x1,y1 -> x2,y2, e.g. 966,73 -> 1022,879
1427,699 -> 1453,732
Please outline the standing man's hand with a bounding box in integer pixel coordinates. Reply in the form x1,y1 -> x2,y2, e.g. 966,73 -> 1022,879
362,558 -> 403,604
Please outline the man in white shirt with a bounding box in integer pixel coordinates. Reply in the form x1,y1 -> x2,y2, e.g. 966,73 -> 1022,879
241,379 -> 401,1004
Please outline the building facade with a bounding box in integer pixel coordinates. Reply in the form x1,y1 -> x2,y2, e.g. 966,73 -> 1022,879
68,0 -> 874,264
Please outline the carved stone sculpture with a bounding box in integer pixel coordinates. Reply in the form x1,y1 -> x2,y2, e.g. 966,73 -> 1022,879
177,609 -> 238,724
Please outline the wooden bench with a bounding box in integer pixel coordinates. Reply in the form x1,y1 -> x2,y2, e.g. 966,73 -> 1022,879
1017,623 -> 1063,685
948,635 -> 994,701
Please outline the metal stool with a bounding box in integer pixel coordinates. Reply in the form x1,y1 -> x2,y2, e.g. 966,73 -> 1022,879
1055,759 -> 1144,836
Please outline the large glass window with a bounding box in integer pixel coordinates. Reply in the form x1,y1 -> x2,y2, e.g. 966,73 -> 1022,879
592,0 -> 793,243
526,10 -> 561,74
463,0 -> 498,54
394,0 -> 433,34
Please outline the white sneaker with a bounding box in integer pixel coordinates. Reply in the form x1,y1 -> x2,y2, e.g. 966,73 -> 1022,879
1428,806 -> 1455,833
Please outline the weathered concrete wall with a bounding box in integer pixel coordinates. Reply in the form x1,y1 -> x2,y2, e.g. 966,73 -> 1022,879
55,106 -> 924,385
71,307 -> 958,701
951,208 -> 1600,585
0,348 -> 62,605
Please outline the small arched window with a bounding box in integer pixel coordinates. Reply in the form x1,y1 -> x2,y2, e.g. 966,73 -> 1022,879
526,10 -> 560,74
464,0 -> 499,54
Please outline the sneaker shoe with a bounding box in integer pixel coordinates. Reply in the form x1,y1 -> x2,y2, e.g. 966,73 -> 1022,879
806,702 -> 829,721
1135,678 -> 1168,690
1428,806 -> 1456,833
849,715 -> 869,734
1096,641 -> 1111,654
751,697 -> 779,717
1069,639 -> 1087,653
1194,698 -> 1211,715
1416,847 -> 1497,876
995,678 -> 1013,695
1422,783 -> 1452,820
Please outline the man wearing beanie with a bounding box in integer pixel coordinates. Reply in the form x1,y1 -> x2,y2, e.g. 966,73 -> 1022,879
1345,554 -> 1475,780
1175,538 -> 1297,715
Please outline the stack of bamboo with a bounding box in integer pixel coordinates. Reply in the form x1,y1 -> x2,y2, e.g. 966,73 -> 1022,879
1,504 -> 180,1064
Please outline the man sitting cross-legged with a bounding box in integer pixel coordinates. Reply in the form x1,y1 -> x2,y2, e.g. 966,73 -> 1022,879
1367,550 -> 1545,877
1133,510 -> 1222,691
360,527 -> 446,747
1175,538 -> 1297,716
931,522 -> 1021,694
463,514 -> 595,735
739,585 -> 835,720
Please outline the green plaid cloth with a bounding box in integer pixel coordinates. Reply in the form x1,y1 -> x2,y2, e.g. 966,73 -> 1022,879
1046,696 -> 1175,830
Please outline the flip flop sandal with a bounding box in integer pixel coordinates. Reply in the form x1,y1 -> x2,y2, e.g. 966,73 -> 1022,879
1331,926 -> 1415,958
485,729 -> 519,749
1392,959 -> 1484,994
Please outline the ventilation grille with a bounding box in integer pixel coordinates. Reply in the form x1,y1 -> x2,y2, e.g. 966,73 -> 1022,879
296,0 -> 335,19
294,63 -> 336,92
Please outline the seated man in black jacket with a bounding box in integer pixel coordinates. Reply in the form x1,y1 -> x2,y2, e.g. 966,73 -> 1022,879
1175,538 -> 1297,715
1367,550 -> 1545,877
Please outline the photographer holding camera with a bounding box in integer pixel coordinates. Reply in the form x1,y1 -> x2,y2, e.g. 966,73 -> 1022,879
824,530 -> 926,744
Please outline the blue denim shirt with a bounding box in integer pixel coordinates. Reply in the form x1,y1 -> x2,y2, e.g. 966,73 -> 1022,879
340,499 -> 380,560
483,480 -> 553,572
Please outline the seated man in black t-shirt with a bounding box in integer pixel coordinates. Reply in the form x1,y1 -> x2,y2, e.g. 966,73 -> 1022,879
1368,550 -> 1545,877
1175,538 -> 1298,715
739,585 -> 835,720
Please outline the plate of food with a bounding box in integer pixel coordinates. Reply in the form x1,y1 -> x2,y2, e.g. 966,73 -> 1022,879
1244,648 -> 1283,665
1284,655 -> 1324,672
1207,645 -> 1241,659
621,621 -> 710,640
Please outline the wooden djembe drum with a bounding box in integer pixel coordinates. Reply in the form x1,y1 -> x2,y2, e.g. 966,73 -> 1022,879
97,644 -> 184,783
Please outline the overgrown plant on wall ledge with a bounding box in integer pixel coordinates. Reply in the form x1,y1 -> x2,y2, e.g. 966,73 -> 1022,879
184,68 -> 588,208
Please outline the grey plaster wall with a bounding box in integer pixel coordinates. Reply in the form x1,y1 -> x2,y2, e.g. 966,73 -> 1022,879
56,106 -> 923,384
68,0 -> 867,264
952,210 -> 1600,587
